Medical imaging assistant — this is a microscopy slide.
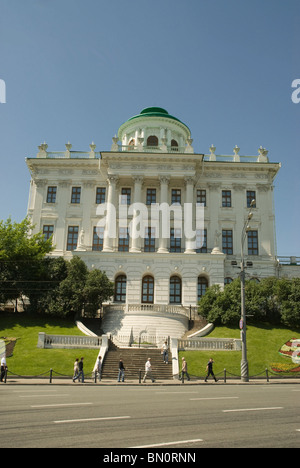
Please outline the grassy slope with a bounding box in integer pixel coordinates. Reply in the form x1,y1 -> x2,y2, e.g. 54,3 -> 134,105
0,314 -> 98,377
179,323 -> 300,378
1,314 -> 300,377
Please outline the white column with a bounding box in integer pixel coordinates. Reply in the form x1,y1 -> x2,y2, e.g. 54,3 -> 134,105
184,176 -> 196,254
130,176 -> 144,253
103,175 -> 118,252
157,176 -> 170,253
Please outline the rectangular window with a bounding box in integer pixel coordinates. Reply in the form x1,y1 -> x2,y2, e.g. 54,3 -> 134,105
146,188 -> 156,205
121,188 -> 131,205
170,228 -> 182,252
222,230 -> 233,255
46,186 -> 57,203
196,229 -> 207,253
96,187 -> 106,204
197,190 -> 206,207
71,187 -> 81,204
222,190 -> 232,207
248,230 -> 259,255
247,191 -> 256,208
118,227 -> 129,251
43,225 -> 54,241
92,226 -> 104,251
144,227 -> 156,252
67,226 -> 79,251
171,189 -> 181,205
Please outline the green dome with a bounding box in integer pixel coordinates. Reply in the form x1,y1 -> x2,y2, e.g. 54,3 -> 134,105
126,107 -> 190,130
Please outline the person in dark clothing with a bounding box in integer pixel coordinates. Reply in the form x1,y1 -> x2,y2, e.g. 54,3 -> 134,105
73,357 -> 84,383
118,359 -> 125,382
205,358 -> 218,382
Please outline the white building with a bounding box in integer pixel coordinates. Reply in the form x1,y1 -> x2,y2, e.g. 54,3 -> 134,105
25,107 -> 298,340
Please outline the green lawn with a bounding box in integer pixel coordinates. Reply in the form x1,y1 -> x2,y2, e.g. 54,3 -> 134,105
0,313 -> 98,377
179,323 -> 300,378
1,313 -> 300,378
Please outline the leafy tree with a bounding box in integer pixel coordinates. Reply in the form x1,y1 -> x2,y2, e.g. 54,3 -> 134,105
83,269 -> 114,317
280,278 -> 300,328
0,218 -> 53,308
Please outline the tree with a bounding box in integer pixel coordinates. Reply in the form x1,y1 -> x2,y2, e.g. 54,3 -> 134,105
280,278 -> 300,328
0,218 -> 53,309
83,269 -> 114,317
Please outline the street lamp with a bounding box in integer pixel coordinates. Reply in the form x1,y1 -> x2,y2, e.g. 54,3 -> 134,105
240,199 -> 255,382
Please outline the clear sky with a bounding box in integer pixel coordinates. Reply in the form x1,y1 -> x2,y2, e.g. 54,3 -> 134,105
0,0 -> 299,256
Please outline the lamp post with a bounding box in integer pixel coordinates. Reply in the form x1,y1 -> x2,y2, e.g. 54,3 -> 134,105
240,199 -> 255,382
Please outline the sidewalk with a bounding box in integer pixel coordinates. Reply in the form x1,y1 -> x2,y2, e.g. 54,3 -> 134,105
2,377 -> 300,386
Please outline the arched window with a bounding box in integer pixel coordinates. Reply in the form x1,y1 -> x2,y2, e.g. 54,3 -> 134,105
198,276 -> 208,301
171,139 -> 179,151
114,275 -> 127,303
142,275 -> 154,304
147,135 -> 158,147
170,276 -> 182,304
128,139 -> 135,151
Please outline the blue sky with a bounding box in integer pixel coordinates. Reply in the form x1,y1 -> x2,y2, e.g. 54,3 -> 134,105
0,0 -> 299,256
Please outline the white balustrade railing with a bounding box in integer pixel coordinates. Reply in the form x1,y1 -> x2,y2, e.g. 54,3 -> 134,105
178,337 -> 242,351
37,333 -> 102,349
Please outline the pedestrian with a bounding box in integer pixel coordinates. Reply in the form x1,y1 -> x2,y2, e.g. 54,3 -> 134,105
96,355 -> 102,382
1,356 -> 7,382
73,358 -> 79,381
118,358 -> 125,382
73,357 -> 84,383
205,358 -> 218,382
181,357 -> 190,381
143,357 -> 155,383
162,341 -> 169,364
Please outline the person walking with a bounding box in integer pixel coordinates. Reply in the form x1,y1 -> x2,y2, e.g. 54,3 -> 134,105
181,357 -> 190,382
118,358 -> 125,382
1,356 -> 7,382
205,358 -> 218,382
162,341 -> 169,364
96,355 -> 102,382
143,357 -> 155,383
73,358 -> 79,381
73,357 -> 84,383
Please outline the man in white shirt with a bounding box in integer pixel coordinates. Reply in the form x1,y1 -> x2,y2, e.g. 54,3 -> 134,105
1,356 -> 7,382
143,357 -> 155,383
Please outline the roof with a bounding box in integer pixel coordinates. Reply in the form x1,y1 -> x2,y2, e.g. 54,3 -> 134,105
125,107 -> 190,131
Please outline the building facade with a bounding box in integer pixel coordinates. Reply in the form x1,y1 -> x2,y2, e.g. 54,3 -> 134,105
26,107 -> 289,312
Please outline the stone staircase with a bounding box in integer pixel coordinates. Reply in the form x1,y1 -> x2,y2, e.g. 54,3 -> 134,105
101,342 -> 173,381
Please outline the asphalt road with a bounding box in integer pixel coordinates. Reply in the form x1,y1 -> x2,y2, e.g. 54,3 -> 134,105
0,383 -> 299,449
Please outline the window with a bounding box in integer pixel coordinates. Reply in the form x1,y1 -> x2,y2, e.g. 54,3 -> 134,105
172,189 -> 181,205
71,187 -> 81,204
96,187 -> 106,204
196,229 -> 207,253
198,276 -> 208,300
128,139 -> 135,151
248,230 -> 259,255
224,277 -> 233,286
170,276 -> 182,304
197,190 -> 206,207
222,190 -> 232,207
222,230 -> 233,255
118,227 -> 129,251
144,227 -> 156,252
67,226 -> 79,251
146,188 -> 156,205
171,139 -> 178,151
120,188 -> 131,205
46,186 -> 57,204
170,228 -> 181,252
147,135 -> 158,147
92,226 -> 104,251
142,276 -> 154,304
43,225 -> 54,241
115,275 -> 127,303
247,191 -> 256,208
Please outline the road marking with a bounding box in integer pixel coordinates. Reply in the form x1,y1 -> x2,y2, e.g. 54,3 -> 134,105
156,392 -> 199,395
223,407 -> 283,413
31,402 -> 93,408
130,439 -> 204,448
190,397 -> 239,401
54,416 -> 131,424
19,394 -> 69,398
